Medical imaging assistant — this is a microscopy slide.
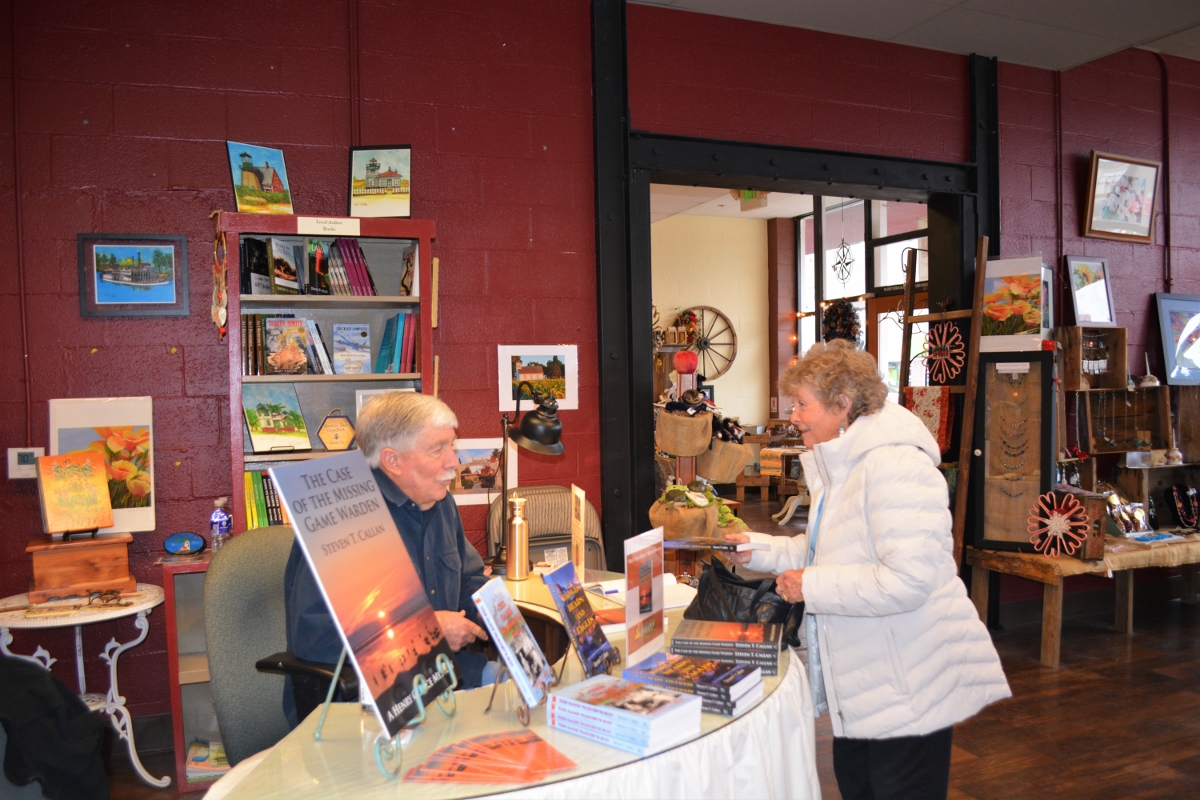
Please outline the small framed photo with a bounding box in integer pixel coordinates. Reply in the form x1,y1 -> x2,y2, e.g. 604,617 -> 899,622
77,234 -> 188,317
1155,293 -> 1200,385
1065,255 -> 1117,326
497,345 -> 579,411
354,387 -> 416,419
226,141 -> 294,215
349,145 -> 412,218
449,438 -> 517,506
1083,151 -> 1160,244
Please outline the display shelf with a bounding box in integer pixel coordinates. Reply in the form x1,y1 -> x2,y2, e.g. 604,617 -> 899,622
218,210 -> 436,533
178,652 -> 210,684
1114,463 -> 1200,530
163,555 -> 218,793
1058,326 -> 1128,391
1082,386 -> 1170,456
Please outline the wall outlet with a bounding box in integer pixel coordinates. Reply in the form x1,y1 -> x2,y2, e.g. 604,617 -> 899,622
8,447 -> 44,479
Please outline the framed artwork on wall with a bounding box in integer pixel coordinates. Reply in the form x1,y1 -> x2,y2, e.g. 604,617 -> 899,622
1155,293 -> 1200,386
1065,255 -> 1117,326
1083,151 -> 1160,244
449,438 -> 517,506
49,396 -> 155,534
77,234 -> 188,317
349,145 -> 412,218
226,141 -> 294,215
496,345 -> 579,411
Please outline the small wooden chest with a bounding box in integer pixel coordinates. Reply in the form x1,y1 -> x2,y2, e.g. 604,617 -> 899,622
26,532 -> 135,603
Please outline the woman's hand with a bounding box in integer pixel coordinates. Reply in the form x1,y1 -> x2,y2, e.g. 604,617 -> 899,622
721,531 -> 754,565
776,569 -> 804,604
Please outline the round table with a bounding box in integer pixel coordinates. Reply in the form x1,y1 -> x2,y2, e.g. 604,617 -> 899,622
0,583 -> 170,788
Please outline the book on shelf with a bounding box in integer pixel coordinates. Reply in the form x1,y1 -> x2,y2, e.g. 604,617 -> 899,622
622,652 -> 762,704
241,237 -> 273,295
546,674 -> 702,757
391,313 -> 407,374
374,313 -> 400,374
36,452 -> 115,535
541,562 -> 620,678
263,317 -> 309,375
399,246 -> 416,296
243,472 -> 257,529
662,537 -> 771,552
304,319 -> 334,374
305,238 -> 333,295
400,311 -> 416,373
332,323 -> 371,374
251,471 -> 269,527
471,578 -> 555,709
270,450 -> 460,737
185,740 -> 229,781
267,237 -> 302,295
254,313 -> 265,373
334,238 -> 362,295
242,383 -> 311,454
327,240 -> 352,295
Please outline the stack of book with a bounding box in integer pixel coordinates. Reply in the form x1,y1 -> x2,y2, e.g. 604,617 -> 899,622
244,470 -> 291,529
622,652 -> 764,717
547,674 -> 702,756
241,235 -> 403,297
239,314 -> 419,376
372,311 -> 419,374
184,740 -> 229,783
669,619 -> 782,676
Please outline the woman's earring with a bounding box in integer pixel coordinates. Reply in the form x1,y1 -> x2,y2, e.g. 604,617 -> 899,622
838,426 -> 845,437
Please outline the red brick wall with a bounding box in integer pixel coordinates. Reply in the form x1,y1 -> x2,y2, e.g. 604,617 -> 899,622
0,0 -> 595,718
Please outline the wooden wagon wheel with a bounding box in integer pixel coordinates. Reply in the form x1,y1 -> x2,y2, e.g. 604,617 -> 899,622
678,305 -> 738,380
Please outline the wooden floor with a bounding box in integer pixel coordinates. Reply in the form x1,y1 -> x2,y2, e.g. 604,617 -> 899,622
103,494 -> 1200,799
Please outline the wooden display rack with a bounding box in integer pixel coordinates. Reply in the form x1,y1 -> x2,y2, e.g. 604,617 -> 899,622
1058,326 -> 1128,391
1082,386 -> 1171,455
26,532 -> 135,603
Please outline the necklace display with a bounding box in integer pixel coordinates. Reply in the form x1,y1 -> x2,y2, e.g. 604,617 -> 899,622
1171,484 -> 1199,528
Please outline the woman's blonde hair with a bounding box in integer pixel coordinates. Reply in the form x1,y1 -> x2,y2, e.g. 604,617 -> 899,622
780,339 -> 886,425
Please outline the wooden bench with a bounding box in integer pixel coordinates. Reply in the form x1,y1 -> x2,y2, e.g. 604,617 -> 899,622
965,538 -> 1200,668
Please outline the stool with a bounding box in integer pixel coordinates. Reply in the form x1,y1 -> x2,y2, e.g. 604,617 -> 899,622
735,474 -> 770,502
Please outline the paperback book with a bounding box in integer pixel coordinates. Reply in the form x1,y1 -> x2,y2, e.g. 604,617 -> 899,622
403,730 -> 575,784
241,237 -> 273,295
541,562 -> 620,678
671,619 -> 782,652
263,317 -> 309,375
662,537 -> 771,552
622,652 -> 762,703
471,578 -> 554,708
266,237 -> 302,294
36,452 -> 115,535
270,451 -> 459,737
184,740 -> 229,782
623,527 -> 665,667
332,323 -> 371,374
305,238 -> 333,295
547,674 -> 702,757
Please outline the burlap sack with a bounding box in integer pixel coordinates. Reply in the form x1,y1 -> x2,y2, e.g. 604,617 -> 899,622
648,502 -> 719,541
655,410 -> 713,457
697,439 -> 754,483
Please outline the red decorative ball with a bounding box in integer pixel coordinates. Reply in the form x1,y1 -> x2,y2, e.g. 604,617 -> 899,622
673,349 -> 699,374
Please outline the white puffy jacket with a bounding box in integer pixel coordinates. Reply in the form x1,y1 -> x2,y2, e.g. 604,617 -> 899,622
745,401 -> 1011,739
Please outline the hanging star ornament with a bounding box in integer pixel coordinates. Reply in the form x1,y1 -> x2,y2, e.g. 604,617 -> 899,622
832,238 -> 853,286
1027,491 -> 1090,558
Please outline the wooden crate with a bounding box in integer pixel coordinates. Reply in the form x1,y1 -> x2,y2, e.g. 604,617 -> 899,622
26,532 -> 135,603
1053,488 -> 1110,560
1057,457 -> 1097,492
1113,464 -> 1200,530
1083,386 -> 1170,455
1178,386 -> 1200,463
1058,326 -> 1128,391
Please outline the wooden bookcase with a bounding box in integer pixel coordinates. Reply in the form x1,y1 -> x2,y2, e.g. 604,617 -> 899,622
217,212 -> 436,533
162,556 -> 218,792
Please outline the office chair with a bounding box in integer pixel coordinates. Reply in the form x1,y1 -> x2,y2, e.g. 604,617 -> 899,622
486,485 -> 606,570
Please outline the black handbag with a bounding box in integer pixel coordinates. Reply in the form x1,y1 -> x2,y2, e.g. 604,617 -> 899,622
683,558 -> 804,650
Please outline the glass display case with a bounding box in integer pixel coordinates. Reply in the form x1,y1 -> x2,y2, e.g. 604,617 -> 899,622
971,351 -> 1055,551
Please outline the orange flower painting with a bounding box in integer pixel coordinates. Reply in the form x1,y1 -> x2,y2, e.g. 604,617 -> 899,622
59,425 -> 153,509
981,274 -> 1043,337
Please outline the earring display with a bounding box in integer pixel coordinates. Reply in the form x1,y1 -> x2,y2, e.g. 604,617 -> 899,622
1059,326 -> 1128,391
1083,386 -> 1170,455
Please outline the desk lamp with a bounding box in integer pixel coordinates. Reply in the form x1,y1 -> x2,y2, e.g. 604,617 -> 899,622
486,381 -> 565,576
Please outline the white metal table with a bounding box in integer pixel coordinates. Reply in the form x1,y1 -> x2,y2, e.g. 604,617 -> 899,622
0,582 -> 170,788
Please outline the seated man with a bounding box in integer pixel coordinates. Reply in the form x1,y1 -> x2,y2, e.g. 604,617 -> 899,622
283,392 -> 490,726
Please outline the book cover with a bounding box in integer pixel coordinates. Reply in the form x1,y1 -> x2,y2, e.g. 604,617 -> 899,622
335,237 -> 365,295
305,238 -> 333,295
541,562 -> 619,678
304,319 -> 334,374
662,537 -> 770,552
352,240 -> 378,295
391,313 -> 406,374
266,237 -> 301,294
624,527 -> 665,668
548,674 -> 701,737
251,470 -> 269,527
571,484 -> 587,572
243,471 -> 257,529
270,451 -> 459,737
332,323 -> 371,374
242,383 -> 311,454
242,237 -> 273,295
263,318 -> 309,375
671,619 -> 781,651
374,314 -> 399,374
622,652 -> 761,701
399,245 -> 417,296
36,452 -> 115,534
399,311 -> 415,373
471,578 -> 554,708
253,313 -> 264,374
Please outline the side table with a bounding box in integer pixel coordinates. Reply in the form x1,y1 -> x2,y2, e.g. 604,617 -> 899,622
0,583 -> 170,787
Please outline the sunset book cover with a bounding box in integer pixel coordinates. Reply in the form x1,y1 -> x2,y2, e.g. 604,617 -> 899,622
270,451 -> 457,737
623,527 -> 664,668
37,452 -> 115,534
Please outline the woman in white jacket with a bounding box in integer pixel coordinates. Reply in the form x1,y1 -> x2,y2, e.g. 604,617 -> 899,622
726,339 -> 1010,800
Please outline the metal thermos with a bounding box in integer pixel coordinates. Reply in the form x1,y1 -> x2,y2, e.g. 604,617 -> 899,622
506,496 -> 530,581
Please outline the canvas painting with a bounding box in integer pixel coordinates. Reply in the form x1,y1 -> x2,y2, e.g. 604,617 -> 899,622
450,438 -> 517,506
241,384 -> 312,453
227,141 -> 294,215
77,234 -> 188,317
349,145 -> 412,218
49,396 -> 155,534
496,345 -> 579,411
1155,293 -> 1200,386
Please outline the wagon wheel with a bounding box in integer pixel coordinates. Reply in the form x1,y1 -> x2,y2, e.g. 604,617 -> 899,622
679,305 -> 738,380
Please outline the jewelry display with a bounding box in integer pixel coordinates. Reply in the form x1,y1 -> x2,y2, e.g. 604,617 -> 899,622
1170,484 -> 1199,528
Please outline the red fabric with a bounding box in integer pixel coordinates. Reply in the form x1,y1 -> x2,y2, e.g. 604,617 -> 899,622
904,387 -> 954,455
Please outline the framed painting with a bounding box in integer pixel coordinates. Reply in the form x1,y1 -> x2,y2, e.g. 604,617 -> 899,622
354,386 -> 417,419
226,141 -> 294,215
49,396 -> 155,534
496,344 -> 579,411
1083,151 -> 1160,244
1155,293 -> 1200,386
1065,255 -> 1117,326
349,145 -> 412,218
77,234 -> 188,317
449,438 -> 517,507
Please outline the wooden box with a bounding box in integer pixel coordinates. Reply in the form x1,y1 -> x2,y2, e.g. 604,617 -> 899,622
1054,488 -> 1110,560
1114,464 -> 1200,531
1083,386 -> 1170,455
26,532 -> 135,603
1058,326 -> 1128,391
1177,386 -> 1200,464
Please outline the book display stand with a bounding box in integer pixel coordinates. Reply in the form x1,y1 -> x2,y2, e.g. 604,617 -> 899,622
483,660 -> 553,727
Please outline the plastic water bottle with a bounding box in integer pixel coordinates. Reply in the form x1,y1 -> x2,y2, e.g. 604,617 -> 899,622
210,498 -> 232,553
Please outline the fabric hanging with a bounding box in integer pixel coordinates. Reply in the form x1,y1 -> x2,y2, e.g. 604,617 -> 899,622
904,386 -> 954,454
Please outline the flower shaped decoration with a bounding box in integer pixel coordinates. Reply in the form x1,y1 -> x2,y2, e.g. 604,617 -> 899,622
1028,491 -> 1090,558
923,322 -> 965,383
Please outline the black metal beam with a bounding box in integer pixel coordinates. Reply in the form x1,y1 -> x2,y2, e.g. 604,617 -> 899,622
592,0 -> 636,568
969,54 -> 1000,257
630,132 -> 973,200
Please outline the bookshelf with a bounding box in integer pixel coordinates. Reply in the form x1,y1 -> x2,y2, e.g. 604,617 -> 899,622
217,212 -> 436,533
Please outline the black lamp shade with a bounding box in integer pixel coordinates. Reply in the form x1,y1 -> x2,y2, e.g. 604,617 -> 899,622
511,404 -> 564,455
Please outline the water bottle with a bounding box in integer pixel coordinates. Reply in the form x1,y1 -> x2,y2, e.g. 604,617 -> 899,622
210,498 -> 232,553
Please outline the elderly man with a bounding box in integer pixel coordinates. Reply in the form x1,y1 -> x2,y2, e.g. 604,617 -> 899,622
283,392 -> 490,725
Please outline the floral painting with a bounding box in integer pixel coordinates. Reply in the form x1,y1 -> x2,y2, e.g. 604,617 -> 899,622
58,426 -> 152,509
981,273 -> 1043,336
